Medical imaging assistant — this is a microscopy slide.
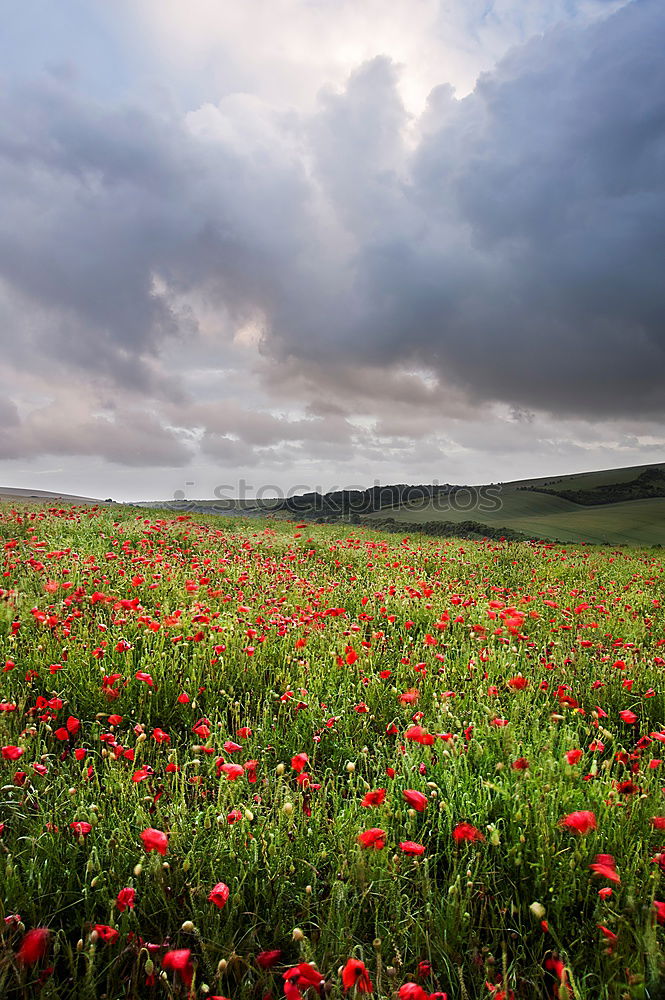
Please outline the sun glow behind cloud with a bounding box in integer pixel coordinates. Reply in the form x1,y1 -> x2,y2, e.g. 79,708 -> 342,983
0,0 -> 662,499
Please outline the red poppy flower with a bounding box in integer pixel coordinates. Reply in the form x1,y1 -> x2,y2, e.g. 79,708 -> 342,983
653,901 -> 665,924
361,788 -> 386,807
116,887 -> 136,912
357,828 -> 386,849
70,821 -> 92,837
256,949 -> 282,969
399,841 -> 426,855
615,780 -> 639,796
219,762 -> 244,781
342,958 -> 373,993
398,983 -> 429,1000
94,924 -> 119,944
405,726 -> 435,746
403,789 -> 428,812
2,745 -> 24,761
163,949 -> 193,986
452,823 -> 485,843
283,962 -> 324,1000
598,925 -> 617,951
140,827 -> 168,855
511,757 -> 529,771
619,710 -> 637,724
565,749 -> 583,765
17,928 -> 50,964
208,882 -> 230,908
399,689 -> 420,704
589,854 -> 620,884
507,676 -> 528,689
291,753 -> 309,773
559,811 -> 596,835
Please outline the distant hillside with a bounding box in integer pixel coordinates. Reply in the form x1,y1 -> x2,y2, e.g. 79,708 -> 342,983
0,487 -> 110,504
363,463 -> 665,546
505,462 -> 665,493
518,465 -> 665,505
5,462 -> 664,545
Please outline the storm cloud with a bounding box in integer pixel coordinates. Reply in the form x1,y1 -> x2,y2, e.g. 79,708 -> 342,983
0,0 -> 663,494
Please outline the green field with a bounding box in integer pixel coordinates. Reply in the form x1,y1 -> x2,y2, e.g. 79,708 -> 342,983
367,491 -> 665,545
129,463 -> 665,545
363,464 -> 665,545
507,463 -> 665,493
0,502 -> 664,999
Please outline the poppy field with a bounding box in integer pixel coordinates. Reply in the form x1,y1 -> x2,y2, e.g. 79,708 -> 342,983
0,504 -> 664,1000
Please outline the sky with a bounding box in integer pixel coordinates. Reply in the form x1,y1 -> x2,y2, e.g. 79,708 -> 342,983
0,0 -> 663,501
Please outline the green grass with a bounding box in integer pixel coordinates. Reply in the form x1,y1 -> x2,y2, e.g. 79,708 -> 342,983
366,490 -> 665,545
0,503 -> 663,999
508,463 -> 665,493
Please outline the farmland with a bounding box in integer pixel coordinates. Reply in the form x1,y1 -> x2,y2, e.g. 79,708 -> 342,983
0,503 -> 664,999
366,493 -> 665,546
364,465 -> 665,546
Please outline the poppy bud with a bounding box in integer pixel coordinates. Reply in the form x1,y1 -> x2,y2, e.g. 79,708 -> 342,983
346,762 -> 355,772
292,927 -> 304,941
218,959 -> 228,973
181,921 -> 196,933
276,763 -> 285,775
530,902 -> 546,920
283,802 -> 294,815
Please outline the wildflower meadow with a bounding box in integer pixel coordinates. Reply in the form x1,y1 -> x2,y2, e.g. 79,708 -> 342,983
0,503 -> 663,999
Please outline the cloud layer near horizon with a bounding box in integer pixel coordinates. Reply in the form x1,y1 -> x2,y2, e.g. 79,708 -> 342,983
0,0 -> 663,496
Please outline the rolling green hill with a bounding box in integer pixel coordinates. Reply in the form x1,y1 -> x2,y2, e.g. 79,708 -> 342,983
364,463 -> 665,545
508,461 -> 665,493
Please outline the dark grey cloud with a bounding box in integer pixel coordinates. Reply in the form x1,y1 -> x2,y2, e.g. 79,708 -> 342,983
0,81 -> 311,395
0,402 -> 192,467
0,0 -> 663,478
315,0 -> 665,416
